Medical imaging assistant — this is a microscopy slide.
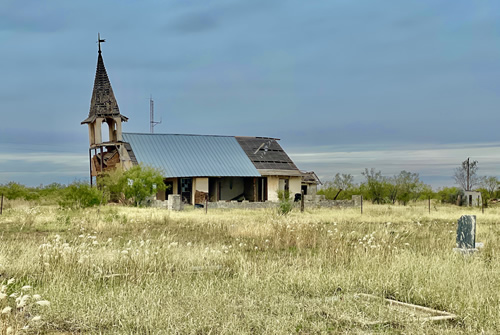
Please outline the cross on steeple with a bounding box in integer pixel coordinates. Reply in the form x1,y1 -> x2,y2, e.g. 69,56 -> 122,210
98,33 -> 105,53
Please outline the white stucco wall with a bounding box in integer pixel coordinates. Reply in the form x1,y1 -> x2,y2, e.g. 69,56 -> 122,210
267,176 -> 280,201
266,176 -> 301,202
195,177 -> 209,192
289,176 -> 302,197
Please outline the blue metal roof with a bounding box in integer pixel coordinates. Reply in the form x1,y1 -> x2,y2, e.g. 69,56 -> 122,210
122,133 -> 261,178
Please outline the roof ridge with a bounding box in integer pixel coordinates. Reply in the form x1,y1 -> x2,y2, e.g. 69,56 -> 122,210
122,132 -> 278,140
123,132 -> 235,138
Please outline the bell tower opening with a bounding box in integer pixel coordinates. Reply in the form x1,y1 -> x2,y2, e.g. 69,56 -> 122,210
102,120 -> 110,143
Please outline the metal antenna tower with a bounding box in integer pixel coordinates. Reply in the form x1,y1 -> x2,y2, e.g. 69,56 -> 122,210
150,95 -> 161,133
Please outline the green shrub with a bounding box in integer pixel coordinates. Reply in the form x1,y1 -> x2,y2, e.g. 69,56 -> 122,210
0,182 -> 27,200
277,190 -> 293,215
122,165 -> 166,207
59,181 -> 104,209
437,187 -> 463,205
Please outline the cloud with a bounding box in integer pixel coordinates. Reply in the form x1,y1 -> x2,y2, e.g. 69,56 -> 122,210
167,12 -> 218,34
288,142 -> 500,188
0,0 -> 68,33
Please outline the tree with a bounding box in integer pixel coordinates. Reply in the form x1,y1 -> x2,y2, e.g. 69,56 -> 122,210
413,183 -> 434,202
454,158 -> 479,191
480,176 -> 499,199
361,168 -> 386,204
332,173 -> 354,191
122,165 -> 166,206
318,173 -> 357,200
395,171 -> 420,205
385,176 -> 398,204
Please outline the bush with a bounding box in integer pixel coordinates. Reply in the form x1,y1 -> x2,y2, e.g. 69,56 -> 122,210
277,190 -> 293,215
59,181 -> 104,209
437,187 -> 464,205
0,182 -> 27,200
122,165 -> 166,206
97,164 -> 166,206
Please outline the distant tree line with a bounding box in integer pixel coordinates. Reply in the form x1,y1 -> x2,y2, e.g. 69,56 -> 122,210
318,167 -> 500,206
318,169 -> 432,205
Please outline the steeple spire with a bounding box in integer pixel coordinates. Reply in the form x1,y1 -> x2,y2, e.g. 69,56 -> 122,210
81,35 -> 127,125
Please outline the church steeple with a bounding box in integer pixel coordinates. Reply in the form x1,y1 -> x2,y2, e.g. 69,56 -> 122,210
82,34 -> 127,146
82,35 -> 133,185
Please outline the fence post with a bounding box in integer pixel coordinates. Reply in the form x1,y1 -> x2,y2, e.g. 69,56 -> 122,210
300,190 -> 304,213
428,196 -> 430,214
360,195 -> 363,215
205,196 -> 208,214
0,193 -> 3,215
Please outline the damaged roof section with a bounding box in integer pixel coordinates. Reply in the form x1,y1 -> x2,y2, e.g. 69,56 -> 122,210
301,171 -> 322,185
235,136 -> 299,171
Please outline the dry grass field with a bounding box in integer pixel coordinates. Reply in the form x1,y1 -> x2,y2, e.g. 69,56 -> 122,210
0,200 -> 499,334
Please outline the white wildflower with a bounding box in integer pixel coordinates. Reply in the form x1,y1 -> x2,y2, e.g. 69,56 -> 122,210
7,278 -> 15,285
36,300 -> 50,306
31,315 -> 41,322
6,326 -> 12,335
2,306 -> 12,314
33,294 -> 41,300
0,293 -> 5,300
21,285 -> 32,291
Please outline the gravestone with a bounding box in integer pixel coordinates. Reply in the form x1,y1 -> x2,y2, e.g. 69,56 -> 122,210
352,195 -> 362,207
168,194 -> 182,211
456,215 -> 476,250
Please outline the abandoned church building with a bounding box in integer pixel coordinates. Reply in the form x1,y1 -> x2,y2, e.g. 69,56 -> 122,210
82,42 -> 320,205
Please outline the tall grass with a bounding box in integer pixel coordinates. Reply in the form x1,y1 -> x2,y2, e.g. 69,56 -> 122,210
0,200 -> 498,333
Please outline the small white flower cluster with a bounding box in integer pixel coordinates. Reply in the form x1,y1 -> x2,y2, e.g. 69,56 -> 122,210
23,207 -> 40,216
0,278 -> 50,332
38,234 -> 74,265
358,232 -> 380,249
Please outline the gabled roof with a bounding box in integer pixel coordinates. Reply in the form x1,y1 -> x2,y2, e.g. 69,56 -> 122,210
82,50 -> 128,124
122,133 -> 261,178
301,171 -> 322,185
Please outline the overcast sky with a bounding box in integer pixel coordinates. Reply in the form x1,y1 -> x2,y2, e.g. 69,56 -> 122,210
1,0 -> 500,188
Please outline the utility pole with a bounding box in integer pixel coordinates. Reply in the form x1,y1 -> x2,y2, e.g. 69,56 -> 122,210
150,95 -> 161,133
466,157 -> 470,191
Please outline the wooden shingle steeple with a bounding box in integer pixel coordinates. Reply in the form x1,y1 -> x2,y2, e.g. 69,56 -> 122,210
82,36 -> 133,185
81,35 -> 128,146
